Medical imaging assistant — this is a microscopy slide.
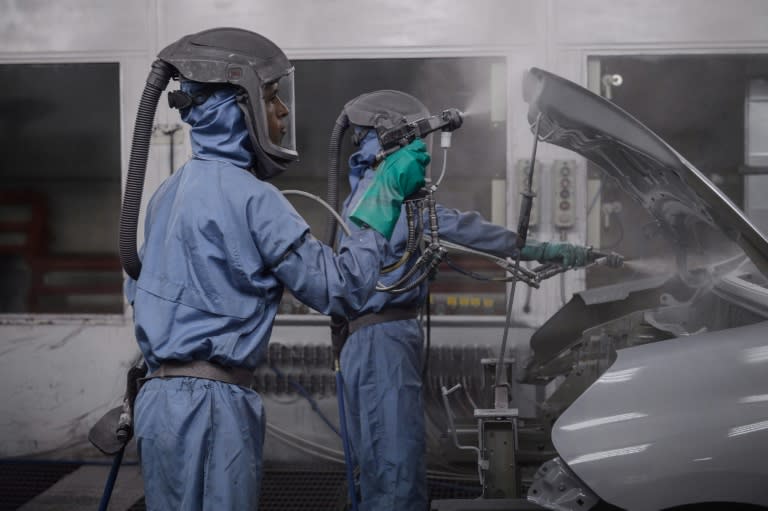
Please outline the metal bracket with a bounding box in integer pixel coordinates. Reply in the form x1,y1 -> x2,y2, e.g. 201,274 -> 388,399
528,457 -> 600,511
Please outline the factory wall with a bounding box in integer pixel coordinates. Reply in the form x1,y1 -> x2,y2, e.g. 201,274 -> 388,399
1,0 -> 767,458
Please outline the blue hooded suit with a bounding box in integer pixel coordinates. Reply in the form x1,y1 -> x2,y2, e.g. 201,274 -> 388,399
339,131 -> 519,510
125,84 -> 386,510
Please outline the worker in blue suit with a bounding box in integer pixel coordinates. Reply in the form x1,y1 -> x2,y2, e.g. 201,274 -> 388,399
337,90 -> 590,511
124,30 -> 428,511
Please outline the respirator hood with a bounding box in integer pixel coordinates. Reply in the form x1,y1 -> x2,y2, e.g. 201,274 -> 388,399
159,27 -> 298,180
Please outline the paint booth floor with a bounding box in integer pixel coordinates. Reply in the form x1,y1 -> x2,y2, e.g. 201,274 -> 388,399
1,461 -> 484,510
0,462 -> 143,511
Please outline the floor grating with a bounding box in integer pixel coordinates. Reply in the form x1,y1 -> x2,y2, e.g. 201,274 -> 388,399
127,468 -> 482,510
0,461 -> 82,511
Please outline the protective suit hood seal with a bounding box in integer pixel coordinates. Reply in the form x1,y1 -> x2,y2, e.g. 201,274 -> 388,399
179,81 -> 255,170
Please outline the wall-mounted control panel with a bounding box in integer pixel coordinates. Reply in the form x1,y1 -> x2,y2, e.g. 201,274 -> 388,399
553,160 -> 576,229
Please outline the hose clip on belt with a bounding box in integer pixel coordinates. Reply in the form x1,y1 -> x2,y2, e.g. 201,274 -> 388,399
143,360 -> 255,389
330,315 -> 350,364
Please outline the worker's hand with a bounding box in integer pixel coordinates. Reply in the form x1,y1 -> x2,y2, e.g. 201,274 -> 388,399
349,139 -> 429,239
520,240 -> 590,268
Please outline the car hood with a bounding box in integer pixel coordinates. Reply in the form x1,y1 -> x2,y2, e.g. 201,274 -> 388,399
522,67 -> 768,378
523,67 -> 768,276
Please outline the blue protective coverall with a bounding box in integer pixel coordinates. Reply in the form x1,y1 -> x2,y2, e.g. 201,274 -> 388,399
339,132 -> 519,510
125,84 -> 386,510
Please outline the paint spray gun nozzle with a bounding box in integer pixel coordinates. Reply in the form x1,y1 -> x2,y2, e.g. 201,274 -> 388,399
439,108 -> 464,132
589,249 -> 624,268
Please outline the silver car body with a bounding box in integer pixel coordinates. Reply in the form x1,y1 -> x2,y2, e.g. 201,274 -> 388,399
553,320 -> 768,510
522,68 -> 768,510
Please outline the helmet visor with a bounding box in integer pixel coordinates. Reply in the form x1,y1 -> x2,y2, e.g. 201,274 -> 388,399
261,70 -> 296,157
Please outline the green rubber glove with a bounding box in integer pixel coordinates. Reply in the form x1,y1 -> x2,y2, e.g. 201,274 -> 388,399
519,240 -> 590,268
349,139 -> 429,239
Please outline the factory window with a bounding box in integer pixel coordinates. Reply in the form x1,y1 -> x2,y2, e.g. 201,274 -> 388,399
0,62 -> 123,314
273,57 -> 509,316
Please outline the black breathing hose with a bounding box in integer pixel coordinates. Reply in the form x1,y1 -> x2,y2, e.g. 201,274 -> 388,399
325,112 -> 349,246
119,60 -> 174,280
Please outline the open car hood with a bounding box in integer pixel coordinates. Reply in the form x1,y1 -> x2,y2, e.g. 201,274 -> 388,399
522,68 -> 768,378
523,67 -> 768,275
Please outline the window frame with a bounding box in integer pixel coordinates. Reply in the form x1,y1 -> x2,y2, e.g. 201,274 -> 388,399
0,53 -> 131,325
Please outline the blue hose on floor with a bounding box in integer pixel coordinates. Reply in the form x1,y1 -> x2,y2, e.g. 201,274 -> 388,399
97,445 -> 124,511
335,360 -> 359,511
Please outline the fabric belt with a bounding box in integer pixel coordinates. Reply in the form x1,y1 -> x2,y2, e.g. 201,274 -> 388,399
143,360 -> 254,389
347,307 -> 420,335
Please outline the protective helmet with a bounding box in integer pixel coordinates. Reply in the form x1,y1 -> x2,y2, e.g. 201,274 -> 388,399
159,27 -> 297,179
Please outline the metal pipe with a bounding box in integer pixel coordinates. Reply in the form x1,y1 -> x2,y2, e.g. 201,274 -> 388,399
494,113 -> 543,408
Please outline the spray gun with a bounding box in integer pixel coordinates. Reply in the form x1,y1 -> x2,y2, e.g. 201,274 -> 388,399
370,108 -> 465,292
326,92 -> 463,252
529,248 -> 624,281
375,108 -> 464,163
323,91 -> 467,292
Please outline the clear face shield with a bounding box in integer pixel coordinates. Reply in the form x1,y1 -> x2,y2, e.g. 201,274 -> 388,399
260,70 -> 296,159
